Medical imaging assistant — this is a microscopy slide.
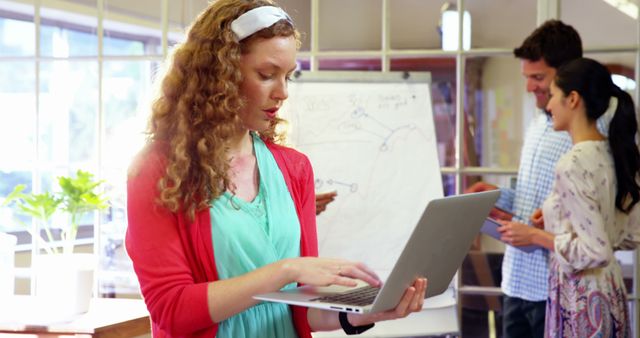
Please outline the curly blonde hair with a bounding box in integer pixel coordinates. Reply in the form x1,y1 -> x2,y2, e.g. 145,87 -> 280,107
148,0 -> 299,220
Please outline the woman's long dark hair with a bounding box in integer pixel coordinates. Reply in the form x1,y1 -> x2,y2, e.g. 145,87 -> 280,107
554,57 -> 640,213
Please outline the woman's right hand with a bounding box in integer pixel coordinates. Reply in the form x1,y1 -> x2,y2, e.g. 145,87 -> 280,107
349,277 -> 427,326
281,257 -> 381,288
530,208 -> 544,229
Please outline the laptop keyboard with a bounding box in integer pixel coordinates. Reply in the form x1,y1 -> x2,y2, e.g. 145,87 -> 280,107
311,286 -> 380,306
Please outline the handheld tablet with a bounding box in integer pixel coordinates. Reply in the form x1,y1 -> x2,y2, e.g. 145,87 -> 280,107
480,217 -> 540,253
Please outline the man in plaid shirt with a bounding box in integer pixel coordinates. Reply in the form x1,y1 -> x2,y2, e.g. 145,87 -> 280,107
467,20 -> 582,338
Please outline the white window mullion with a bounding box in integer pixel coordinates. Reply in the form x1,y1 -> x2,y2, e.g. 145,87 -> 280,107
31,0 -> 41,297
94,0 -> 104,299
310,0 -> 319,72
161,0 -> 168,58
381,0 -> 389,72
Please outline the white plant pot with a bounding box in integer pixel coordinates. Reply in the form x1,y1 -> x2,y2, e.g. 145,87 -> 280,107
34,253 -> 95,316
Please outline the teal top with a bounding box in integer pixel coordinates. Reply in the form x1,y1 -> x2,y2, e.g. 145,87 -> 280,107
211,133 -> 301,338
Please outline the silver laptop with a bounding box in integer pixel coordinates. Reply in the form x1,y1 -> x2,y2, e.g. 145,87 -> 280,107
254,190 -> 500,314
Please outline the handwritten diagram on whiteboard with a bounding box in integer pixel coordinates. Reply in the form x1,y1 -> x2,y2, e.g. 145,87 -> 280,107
282,74 -> 444,277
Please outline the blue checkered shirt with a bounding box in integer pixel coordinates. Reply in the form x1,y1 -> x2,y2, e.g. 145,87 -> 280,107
500,113 -> 572,301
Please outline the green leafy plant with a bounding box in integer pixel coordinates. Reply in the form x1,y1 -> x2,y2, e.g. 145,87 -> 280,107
1,170 -> 109,255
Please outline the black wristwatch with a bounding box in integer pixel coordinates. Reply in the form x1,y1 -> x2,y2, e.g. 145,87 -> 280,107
338,311 -> 375,335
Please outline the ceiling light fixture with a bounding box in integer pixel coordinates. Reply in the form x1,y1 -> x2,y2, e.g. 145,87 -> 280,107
439,2 -> 471,51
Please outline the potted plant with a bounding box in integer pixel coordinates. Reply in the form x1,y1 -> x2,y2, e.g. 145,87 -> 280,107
2,169 -> 109,315
2,169 -> 109,255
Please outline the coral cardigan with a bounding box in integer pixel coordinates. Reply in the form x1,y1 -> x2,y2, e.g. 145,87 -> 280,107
125,140 -> 318,338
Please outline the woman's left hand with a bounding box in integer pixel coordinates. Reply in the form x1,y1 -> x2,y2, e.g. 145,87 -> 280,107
529,208 -> 544,229
497,220 -> 536,246
315,191 -> 337,215
348,277 -> 427,326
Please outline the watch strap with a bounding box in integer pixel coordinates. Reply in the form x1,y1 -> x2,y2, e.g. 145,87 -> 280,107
338,311 -> 375,335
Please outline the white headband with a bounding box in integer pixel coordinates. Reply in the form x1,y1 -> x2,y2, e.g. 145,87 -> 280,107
231,6 -> 292,41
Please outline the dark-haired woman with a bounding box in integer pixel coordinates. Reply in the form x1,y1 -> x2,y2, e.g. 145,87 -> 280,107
497,57 -> 640,337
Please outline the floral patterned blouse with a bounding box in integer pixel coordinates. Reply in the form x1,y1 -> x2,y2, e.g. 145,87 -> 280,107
542,140 -> 640,337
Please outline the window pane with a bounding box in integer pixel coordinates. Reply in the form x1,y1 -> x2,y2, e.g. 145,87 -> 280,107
441,173 -> 455,196
390,57 -> 458,168
616,250 -> 635,295
464,0 -> 537,49
98,167 -> 137,297
459,172 -> 514,336
464,173 -> 516,192
430,73 -> 457,168
34,168 -> 98,240
462,171 -> 515,271
0,4 -> 35,57
40,24 -> 98,57
103,0 -> 161,55
278,0 -> 311,51
585,52 -> 636,94
102,60 -> 157,170
0,61 -> 35,233
0,171 -> 32,234
389,0 -> 445,50
40,3 -> 98,57
562,0 -> 638,49
318,0 -> 381,51
39,169 -> 68,231
460,256 -> 504,337
103,35 -> 146,56
99,60 -> 157,297
0,61 -> 35,167
466,55 -> 526,169
39,61 -> 98,167
167,0 -> 189,46
316,58 -> 382,71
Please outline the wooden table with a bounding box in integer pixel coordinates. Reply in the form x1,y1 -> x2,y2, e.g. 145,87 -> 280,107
0,296 -> 150,337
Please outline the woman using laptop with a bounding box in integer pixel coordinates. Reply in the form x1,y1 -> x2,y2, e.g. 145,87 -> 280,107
125,1 -> 426,337
497,58 -> 640,337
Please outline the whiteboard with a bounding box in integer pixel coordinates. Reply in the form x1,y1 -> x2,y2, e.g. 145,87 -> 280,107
282,71 -> 444,278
